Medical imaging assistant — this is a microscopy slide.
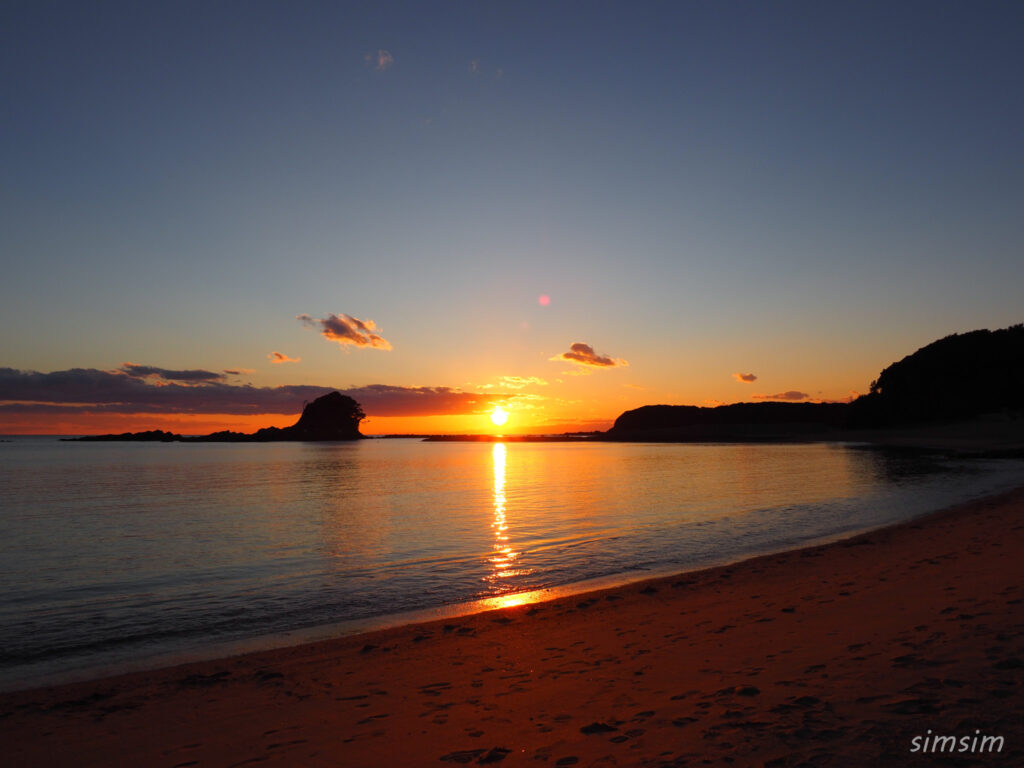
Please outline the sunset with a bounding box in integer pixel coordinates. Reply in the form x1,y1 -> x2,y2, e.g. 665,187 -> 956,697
490,406 -> 509,427
3,3 -> 1022,439
2,2 -> 1023,766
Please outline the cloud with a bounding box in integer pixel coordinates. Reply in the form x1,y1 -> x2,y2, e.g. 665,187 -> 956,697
497,376 -> 548,390
704,398 -> 726,407
533,417 -> 613,434
820,390 -> 861,404
550,342 -> 627,369
223,368 -> 255,376
1,367 -> 327,415
344,385 -> 508,417
366,49 -> 394,70
732,372 -> 758,383
120,363 -> 225,382
297,313 -> 392,350
752,390 -> 811,401
268,351 -> 301,364
0,367 -> 510,418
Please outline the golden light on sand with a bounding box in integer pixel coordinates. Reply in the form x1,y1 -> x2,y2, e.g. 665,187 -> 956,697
490,406 -> 509,427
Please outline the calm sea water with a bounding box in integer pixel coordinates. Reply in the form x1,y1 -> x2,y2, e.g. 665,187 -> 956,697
1,437 -> 1023,691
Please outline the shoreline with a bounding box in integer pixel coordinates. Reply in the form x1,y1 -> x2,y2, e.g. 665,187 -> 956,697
3,486 -> 1024,765
5,458 -> 1020,696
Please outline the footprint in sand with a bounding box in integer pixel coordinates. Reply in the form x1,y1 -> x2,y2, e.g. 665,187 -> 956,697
580,722 -> 618,734
439,747 -> 511,764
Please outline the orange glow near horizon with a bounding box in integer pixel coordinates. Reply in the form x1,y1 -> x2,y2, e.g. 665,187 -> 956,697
0,412 -> 297,436
0,410 -> 618,437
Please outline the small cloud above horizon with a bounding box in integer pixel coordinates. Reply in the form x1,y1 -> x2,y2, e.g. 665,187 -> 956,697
298,313 -> 392,351
550,342 -> 628,369
469,58 -> 503,78
820,390 -> 862,404
497,375 -> 548,389
366,49 -> 394,70
119,363 -> 224,383
752,390 -> 811,401
268,351 -> 301,364
732,372 -> 758,383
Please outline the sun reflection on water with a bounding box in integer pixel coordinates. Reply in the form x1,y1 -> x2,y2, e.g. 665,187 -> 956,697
486,442 -> 523,590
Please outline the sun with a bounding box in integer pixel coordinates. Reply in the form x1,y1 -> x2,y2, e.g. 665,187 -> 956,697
490,406 -> 509,427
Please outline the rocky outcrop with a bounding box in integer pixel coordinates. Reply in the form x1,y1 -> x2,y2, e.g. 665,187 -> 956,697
257,391 -> 365,441
67,392 -> 365,442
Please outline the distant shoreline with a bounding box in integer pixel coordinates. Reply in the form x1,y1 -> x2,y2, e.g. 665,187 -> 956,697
45,415 -> 1024,457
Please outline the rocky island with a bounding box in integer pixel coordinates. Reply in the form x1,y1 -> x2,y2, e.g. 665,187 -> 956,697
66,391 -> 365,442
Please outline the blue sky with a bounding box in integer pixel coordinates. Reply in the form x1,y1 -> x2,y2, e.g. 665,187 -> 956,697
2,1 -> 1022,432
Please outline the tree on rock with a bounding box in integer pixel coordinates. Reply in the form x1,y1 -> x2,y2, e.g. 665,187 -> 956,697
255,392 -> 365,441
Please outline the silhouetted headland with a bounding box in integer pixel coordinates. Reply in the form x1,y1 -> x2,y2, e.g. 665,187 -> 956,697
846,324 -> 1024,427
66,392 -> 365,442
603,324 -> 1024,450
603,401 -> 848,442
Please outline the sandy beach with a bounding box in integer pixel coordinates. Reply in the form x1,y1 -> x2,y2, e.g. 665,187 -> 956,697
3,487 -> 1023,767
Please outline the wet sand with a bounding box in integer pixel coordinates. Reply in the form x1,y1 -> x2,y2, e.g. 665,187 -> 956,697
3,488 -> 1023,767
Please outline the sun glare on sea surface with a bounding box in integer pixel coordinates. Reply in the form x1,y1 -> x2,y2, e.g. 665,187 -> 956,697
490,407 -> 509,427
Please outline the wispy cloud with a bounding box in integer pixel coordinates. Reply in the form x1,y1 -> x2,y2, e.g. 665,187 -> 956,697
268,351 -> 300,364
297,313 -> 392,350
345,384 -> 509,417
821,390 -> 861,404
533,416 -> 612,433
732,372 -> 758,383
469,58 -> 503,78
366,49 -> 394,70
752,390 -> 810,401
223,368 -> 255,376
0,367 -> 511,417
550,342 -> 627,369
120,363 -> 224,382
497,375 -> 548,389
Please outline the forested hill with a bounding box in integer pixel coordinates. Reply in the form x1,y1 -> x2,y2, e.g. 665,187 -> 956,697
847,325 -> 1024,427
605,324 -> 1024,440
604,402 -> 848,441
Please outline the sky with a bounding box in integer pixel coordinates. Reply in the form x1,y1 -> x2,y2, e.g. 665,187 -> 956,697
2,1 -> 1023,435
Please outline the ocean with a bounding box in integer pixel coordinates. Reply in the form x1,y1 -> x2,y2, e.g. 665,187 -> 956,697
2,437 -> 1022,691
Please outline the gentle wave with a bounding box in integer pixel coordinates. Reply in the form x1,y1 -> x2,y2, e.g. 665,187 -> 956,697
1,437 -> 1022,690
